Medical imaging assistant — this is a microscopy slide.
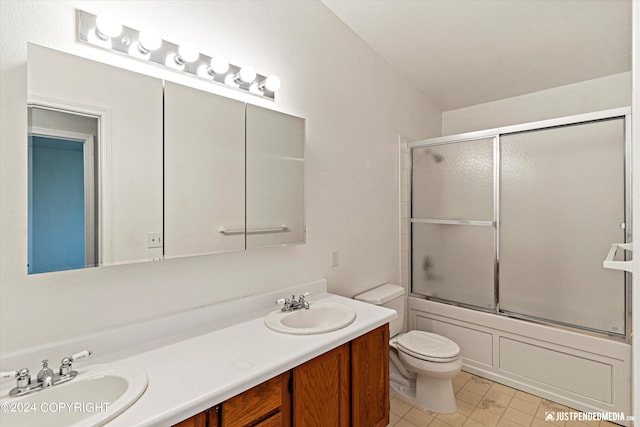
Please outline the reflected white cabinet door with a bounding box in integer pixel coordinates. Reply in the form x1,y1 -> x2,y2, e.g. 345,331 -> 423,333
164,82 -> 245,257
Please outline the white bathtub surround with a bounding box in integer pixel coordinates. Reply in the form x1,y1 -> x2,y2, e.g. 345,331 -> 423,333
0,279 -> 396,426
409,297 -> 632,425
398,136 -> 410,291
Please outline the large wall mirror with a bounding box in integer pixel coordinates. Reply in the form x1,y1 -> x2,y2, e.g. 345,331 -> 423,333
27,44 -> 305,274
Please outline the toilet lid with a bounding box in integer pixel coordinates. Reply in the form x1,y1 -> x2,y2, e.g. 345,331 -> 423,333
396,331 -> 460,362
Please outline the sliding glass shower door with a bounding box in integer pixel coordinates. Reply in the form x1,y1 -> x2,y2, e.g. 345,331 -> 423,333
410,112 -> 629,337
411,138 -> 496,310
499,118 -> 626,334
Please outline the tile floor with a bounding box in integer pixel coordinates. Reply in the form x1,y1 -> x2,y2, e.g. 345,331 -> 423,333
389,371 -> 620,427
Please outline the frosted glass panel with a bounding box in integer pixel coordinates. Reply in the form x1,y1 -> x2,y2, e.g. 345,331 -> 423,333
412,223 -> 495,309
499,119 -> 626,334
412,139 -> 494,220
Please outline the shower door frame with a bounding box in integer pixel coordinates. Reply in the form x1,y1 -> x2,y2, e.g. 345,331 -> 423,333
408,107 -> 632,342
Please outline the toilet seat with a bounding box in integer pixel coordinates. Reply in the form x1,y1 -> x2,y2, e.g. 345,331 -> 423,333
396,331 -> 460,363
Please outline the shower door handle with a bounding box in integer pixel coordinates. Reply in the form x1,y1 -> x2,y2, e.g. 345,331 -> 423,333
603,243 -> 633,272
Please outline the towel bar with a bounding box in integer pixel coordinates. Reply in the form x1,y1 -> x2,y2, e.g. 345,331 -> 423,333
218,225 -> 289,235
603,243 -> 633,273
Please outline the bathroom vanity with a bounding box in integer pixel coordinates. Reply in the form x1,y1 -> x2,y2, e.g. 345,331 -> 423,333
0,279 -> 395,426
174,325 -> 389,427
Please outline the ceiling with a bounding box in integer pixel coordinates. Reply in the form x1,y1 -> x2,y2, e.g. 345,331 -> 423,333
322,0 -> 632,112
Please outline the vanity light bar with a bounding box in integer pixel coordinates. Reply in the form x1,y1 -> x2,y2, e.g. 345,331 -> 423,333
76,10 -> 279,100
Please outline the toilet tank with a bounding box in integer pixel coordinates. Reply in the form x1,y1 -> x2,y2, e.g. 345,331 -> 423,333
354,284 -> 405,337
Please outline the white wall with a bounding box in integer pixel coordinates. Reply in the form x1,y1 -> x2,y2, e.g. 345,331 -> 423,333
442,72 -> 631,135
0,0 -> 442,353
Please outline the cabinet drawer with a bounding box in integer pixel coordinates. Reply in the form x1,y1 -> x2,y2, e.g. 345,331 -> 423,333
222,374 -> 284,427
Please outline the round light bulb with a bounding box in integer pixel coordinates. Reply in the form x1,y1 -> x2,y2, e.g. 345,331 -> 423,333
138,28 -> 162,53
95,13 -> 123,39
177,42 -> 200,64
264,75 -> 281,92
209,56 -> 230,75
238,65 -> 257,83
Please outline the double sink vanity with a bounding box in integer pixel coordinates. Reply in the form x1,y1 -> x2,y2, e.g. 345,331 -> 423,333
0,279 -> 395,426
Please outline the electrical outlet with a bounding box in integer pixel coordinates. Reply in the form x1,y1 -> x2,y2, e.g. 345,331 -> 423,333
147,232 -> 163,248
331,250 -> 339,267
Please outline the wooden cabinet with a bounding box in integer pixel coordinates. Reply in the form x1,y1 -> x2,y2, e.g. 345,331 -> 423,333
173,325 -> 389,427
351,324 -> 390,427
290,324 -> 390,427
292,343 -> 350,427
173,372 -> 288,427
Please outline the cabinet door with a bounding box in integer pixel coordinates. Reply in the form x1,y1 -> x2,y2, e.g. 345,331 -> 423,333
245,104 -> 305,249
292,343 -> 350,427
172,410 -> 207,427
351,324 -> 389,427
164,81 -> 246,257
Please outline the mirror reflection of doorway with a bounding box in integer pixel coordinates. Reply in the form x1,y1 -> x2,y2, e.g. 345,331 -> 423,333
28,106 -> 98,274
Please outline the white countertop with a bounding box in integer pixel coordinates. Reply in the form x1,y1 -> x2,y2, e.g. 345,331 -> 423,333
111,293 -> 395,426
0,279 -> 396,427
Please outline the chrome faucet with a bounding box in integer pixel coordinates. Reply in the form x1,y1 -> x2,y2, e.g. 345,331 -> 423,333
1,350 -> 92,397
277,292 -> 310,312
36,360 -> 55,388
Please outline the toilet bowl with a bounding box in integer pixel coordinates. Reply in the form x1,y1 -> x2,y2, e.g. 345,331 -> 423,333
354,284 -> 462,413
394,330 -> 462,413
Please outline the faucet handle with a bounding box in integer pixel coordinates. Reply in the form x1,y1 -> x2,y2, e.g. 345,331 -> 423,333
1,370 -> 19,380
1,371 -> 17,379
1,369 -> 31,388
60,350 -> 92,375
17,369 -> 31,387
69,350 -> 92,362
1,369 -> 29,378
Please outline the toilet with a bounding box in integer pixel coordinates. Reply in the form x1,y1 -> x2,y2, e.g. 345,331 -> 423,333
354,283 -> 462,413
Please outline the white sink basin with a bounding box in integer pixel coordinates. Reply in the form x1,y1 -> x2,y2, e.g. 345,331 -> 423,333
265,301 -> 356,335
0,362 -> 147,427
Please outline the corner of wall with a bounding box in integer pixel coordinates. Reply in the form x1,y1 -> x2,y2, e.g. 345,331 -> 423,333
398,135 -> 410,292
